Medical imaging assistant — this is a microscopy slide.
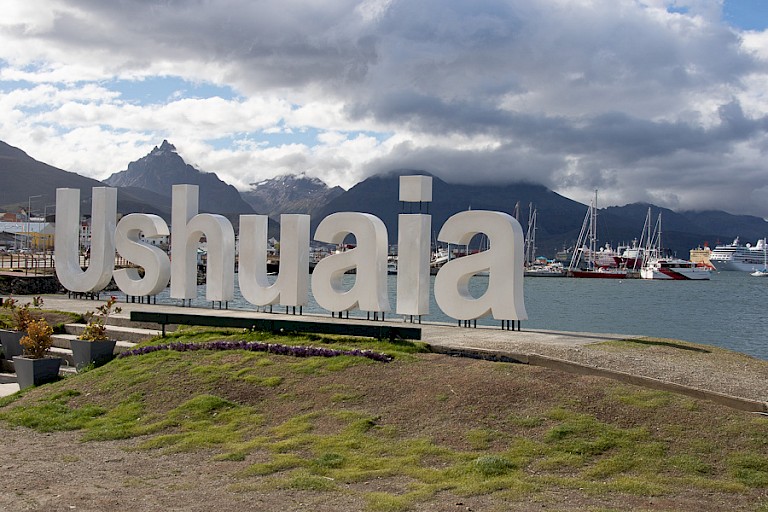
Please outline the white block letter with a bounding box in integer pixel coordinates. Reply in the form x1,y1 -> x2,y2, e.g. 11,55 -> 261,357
238,214 -> 310,306
170,184 -> 235,302
114,214 -> 171,296
396,214 -> 431,316
434,211 -> 527,321
311,212 -> 390,313
54,188 -> 116,293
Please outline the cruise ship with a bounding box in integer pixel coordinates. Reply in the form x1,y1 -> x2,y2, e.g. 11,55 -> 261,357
709,237 -> 767,271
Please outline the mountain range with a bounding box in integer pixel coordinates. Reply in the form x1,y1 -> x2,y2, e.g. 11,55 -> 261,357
1,139 -> 766,258
0,141 -> 170,218
311,170 -> 768,257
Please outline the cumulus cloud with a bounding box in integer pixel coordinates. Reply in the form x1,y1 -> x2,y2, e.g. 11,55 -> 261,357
0,0 -> 767,218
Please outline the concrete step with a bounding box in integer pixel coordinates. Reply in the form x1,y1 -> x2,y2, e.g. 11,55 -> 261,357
50,347 -> 76,369
0,372 -> 17,384
63,323 -> 161,343
105,314 -> 178,332
52,333 -> 136,353
0,382 -> 19,396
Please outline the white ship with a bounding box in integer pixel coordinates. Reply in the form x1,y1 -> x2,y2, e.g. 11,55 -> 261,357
709,237 -> 768,271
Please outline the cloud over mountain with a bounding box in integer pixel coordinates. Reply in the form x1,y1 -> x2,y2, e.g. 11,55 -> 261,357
1,0 -> 767,217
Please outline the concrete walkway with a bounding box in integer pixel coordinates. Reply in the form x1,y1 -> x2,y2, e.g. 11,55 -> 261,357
0,383 -> 19,396
1,294 -> 766,412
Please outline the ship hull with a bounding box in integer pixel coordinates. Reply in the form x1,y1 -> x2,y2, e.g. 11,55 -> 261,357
568,270 -> 627,279
640,268 -> 711,280
710,259 -> 762,272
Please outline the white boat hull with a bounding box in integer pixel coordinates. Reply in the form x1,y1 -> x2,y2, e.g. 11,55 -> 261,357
524,269 -> 566,277
640,268 -> 710,280
640,259 -> 711,280
710,259 -> 763,272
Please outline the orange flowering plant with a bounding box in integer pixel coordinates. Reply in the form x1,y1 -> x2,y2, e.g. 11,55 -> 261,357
20,317 -> 54,359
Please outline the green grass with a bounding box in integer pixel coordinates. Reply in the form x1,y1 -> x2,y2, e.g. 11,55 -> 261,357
0,328 -> 766,510
0,390 -> 106,431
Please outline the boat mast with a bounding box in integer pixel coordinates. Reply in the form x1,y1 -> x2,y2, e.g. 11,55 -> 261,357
590,190 -> 597,270
764,238 -> 767,270
524,203 -> 536,266
638,207 -> 652,269
657,213 -> 662,258
650,213 -> 662,260
531,207 -> 537,264
568,194 -> 594,272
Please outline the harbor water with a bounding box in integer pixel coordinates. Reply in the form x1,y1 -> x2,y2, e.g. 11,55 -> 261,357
115,270 -> 768,361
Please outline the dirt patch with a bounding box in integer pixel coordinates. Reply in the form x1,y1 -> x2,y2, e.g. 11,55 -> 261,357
1,352 -> 767,511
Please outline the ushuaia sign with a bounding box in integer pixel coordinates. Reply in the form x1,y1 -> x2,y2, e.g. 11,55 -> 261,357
54,176 -> 527,323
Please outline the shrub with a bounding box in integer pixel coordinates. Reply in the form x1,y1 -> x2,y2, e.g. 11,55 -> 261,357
20,318 -> 54,359
78,296 -> 121,341
2,296 -> 44,331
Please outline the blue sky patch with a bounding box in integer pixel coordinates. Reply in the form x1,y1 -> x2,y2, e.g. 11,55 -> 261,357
723,0 -> 768,30
110,76 -> 239,105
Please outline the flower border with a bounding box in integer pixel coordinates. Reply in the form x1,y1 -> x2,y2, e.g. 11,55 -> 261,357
117,340 -> 394,362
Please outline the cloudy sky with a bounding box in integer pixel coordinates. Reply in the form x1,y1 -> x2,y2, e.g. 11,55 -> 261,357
1,0 -> 767,217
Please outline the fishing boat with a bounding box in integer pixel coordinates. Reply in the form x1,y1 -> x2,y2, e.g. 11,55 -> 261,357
639,212 -> 710,280
524,260 -> 566,277
614,239 -> 644,270
567,192 -> 628,279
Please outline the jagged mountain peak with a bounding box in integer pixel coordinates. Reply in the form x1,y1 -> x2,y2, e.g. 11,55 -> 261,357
103,142 -> 253,216
250,172 -> 327,190
154,139 -> 177,154
142,140 -> 185,168
241,172 -> 344,218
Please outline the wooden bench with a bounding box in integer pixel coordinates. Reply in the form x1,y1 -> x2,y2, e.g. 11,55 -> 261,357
130,311 -> 422,341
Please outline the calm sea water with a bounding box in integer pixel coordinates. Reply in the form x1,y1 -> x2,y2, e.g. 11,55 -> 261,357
116,270 -> 768,360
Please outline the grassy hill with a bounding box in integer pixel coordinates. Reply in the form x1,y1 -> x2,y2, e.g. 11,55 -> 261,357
1,327 -> 767,511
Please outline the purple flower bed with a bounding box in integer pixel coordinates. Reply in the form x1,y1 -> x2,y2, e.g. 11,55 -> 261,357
116,340 -> 394,362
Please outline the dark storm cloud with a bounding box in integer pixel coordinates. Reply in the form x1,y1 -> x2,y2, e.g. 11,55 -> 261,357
6,0 -> 768,216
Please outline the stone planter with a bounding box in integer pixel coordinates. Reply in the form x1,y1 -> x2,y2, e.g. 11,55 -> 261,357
1,330 -> 25,361
12,356 -> 62,389
70,339 -> 117,370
